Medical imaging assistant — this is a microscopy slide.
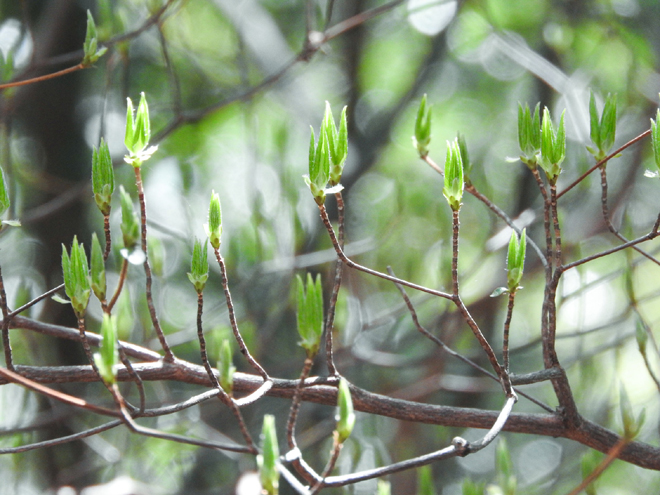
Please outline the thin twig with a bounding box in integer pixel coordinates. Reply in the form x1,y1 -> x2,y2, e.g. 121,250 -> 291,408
0,264 -> 13,370
565,437 -> 630,495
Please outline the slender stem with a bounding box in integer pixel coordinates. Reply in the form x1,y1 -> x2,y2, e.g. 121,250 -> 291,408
214,249 -> 269,379
107,258 -> 128,312
324,191 -> 345,377
317,204 -> 453,300
598,166 -> 660,266
550,183 -> 562,269
77,316 -> 103,380
503,292 -> 515,373
310,435 -> 344,495
0,63 -> 85,91
565,436 -> 630,495
286,356 -> 317,483
558,129 -> 651,199
9,283 -> 65,318
133,166 -> 174,361
0,265 -> 12,370
103,213 -> 112,261
451,209 -> 460,296
196,291 -> 257,450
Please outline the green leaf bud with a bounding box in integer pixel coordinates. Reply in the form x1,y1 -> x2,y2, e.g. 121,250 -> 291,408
90,232 -> 106,301
325,102 -> 348,185
336,378 -> 355,443
61,236 -> 91,318
636,319 -> 648,354
0,166 -> 9,218
539,107 -> 566,183
588,91 -> 617,160
92,138 -> 114,216
217,339 -> 236,395
148,236 -> 165,277
124,92 -> 158,167
619,384 -> 645,439
187,238 -> 209,294
651,110 -> 660,173
456,132 -> 472,185
517,102 -> 541,167
205,191 -> 223,250
258,415 -> 280,495
506,228 -> 526,292
413,94 -> 432,157
93,313 -> 119,385
443,138 -> 464,211
82,10 -> 107,66
119,186 -> 140,250
296,273 -> 324,358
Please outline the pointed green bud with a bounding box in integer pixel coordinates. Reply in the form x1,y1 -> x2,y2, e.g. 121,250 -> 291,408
336,377 -> 355,443
124,92 -> 157,167
620,384 -> 646,439
636,319 -> 648,354
518,102 -> 541,167
456,132 -> 472,185
217,339 -> 236,395
93,314 -> 119,385
417,465 -> 436,495
90,232 -> 106,301
539,107 -> 566,183
61,236 -> 91,317
115,286 -> 134,341
588,91 -> 617,160
205,191 -> 222,250
443,138 -> 464,211
651,110 -> 660,173
119,186 -> 140,250
296,273 -> 324,358
148,236 -> 164,277
258,415 -> 280,495
92,138 -> 114,216
187,238 -> 209,294
506,228 -> 526,292
325,103 -> 348,185
304,122 -> 331,205
0,166 -> 9,217
413,94 -> 432,158
82,10 -> 107,66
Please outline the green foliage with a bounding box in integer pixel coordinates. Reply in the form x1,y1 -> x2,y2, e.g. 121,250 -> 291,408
82,10 -> 107,66
205,191 -> 222,250
443,138 -> 464,211
506,229 -> 526,292
91,138 -> 114,216
119,186 -> 139,250
539,107 -> 566,183
588,91 -> 617,160
619,385 -> 646,439
217,339 -> 235,395
61,236 -> 91,318
336,377 -> 355,443
414,94 -> 432,158
124,92 -> 158,167
187,238 -> 209,294
324,102 -> 348,186
258,415 -> 279,495
651,109 -> 660,173
90,232 -> 106,301
456,132 -> 472,185
296,273 -> 324,358
93,314 -> 119,385
0,166 -> 9,218
517,102 -> 541,167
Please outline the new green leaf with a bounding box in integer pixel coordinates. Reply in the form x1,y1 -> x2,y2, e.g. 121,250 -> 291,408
539,107 -> 566,183
187,238 -> 209,294
443,138 -> 464,211
205,191 -> 222,250
217,339 -> 236,395
93,314 -> 119,385
413,94 -> 432,157
90,232 -> 106,301
296,273 -> 324,358
336,378 -> 355,443
518,102 -> 541,168
119,186 -> 139,250
62,236 -> 91,318
258,415 -> 280,495
92,138 -> 114,216
506,228 -> 526,292
82,10 -> 107,66
124,92 -> 158,167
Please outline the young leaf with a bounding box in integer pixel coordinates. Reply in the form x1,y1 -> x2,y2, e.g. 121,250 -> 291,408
506,228 -> 526,292
443,138 -> 464,211
217,339 -> 236,395
205,191 -> 222,250
413,94 -> 432,157
61,236 -> 91,318
82,10 -> 107,66
124,92 -> 158,167
296,273 -> 324,358
539,107 -> 566,183
258,415 -> 280,495
336,378 -> 355,443
92,138 -> 114,216
0,166 -> 9,218
651,110 -> 660,173
93,314 -> 119,385
119,186 -> 140,250
187,238 -> 209,294
518,102 -> 541,167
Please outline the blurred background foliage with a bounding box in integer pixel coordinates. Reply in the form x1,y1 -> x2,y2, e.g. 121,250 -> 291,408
0,0 -> 660,493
